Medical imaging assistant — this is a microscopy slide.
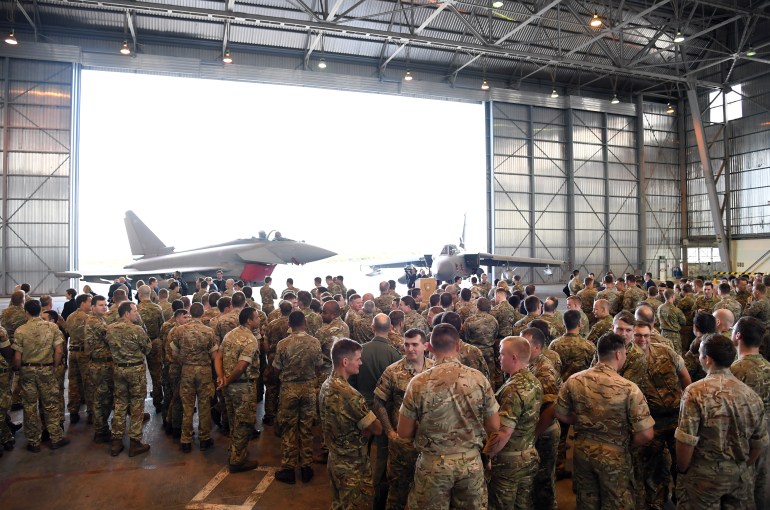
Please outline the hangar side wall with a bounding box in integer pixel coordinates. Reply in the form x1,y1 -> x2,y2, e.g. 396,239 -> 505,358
0,58 -> 74,296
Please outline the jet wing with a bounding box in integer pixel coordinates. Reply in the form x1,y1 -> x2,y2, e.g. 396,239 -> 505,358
68,266 -> 221,284
475,253 -> 565,268
364,255 -> 433,272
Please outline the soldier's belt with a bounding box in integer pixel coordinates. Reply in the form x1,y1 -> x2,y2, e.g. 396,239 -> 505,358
22,362 -> 54,367
231,378 -> 257,384
496,447 -> 537,459
69,346 -> 85,352
115,361 -> 144,368
91,357 -> 113,363
662,329 -> 681,334
420,449 -> 479,460
650,408 -> 679,418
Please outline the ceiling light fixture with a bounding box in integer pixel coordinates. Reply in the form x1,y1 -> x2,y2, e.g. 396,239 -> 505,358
120,40 -> 131,55
318,58 -> 327,69
666,102 -> 675,114
404,69 -> 413,81
222,49 -> 233,64
611,94 -> 620,104
492,1 -> 504,8
551,88 -> 559,98
481,79 -> 490,90
590,12 -> 602,28
674,31 -> 685,43
746,46 -> 757,57
4,30 -> 17,45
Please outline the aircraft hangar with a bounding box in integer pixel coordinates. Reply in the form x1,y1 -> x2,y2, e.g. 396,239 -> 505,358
1,1 -> 769,295
0,3 -> 769,510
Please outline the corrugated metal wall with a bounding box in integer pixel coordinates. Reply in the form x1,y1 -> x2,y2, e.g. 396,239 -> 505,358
642,102 -> 681,271
0,58 -> 73,295
491,101 -> 644,282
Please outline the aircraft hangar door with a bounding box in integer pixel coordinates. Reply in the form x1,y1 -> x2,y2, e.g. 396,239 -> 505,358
0,58 -> 74,295
490,102 -> 568,285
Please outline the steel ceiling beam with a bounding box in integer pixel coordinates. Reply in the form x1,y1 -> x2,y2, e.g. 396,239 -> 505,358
47,0 -> 722,87
15,0 -> 38,41
304,0 -> 345,68
125,10 -> 136,49
493,0 -> 563,45
380,0 -> 453,71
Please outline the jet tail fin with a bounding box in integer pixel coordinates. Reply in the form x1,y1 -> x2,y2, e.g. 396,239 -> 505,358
124,211 -> 174,257
459,213 -> 467,250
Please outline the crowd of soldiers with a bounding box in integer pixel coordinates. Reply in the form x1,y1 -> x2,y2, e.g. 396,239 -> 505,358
1,269 -> 769,510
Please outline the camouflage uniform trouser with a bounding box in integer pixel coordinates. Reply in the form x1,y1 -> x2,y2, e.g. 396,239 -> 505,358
573,438 -> 634,510
676,460 -> 752,510
632,416 -> 677,510
278,380 -> 316,468
224,379 -> 256,466
263,355 -> 279,421
180,364 -> 214,444
316,370 -> 331,453
161,362 -> 172,419
489,448 -> 540,510
147,338 -> 163,409
661,330 -> 682,355
386,437 -> 418,510
408,450 -> 487,510
533,421 -> 560,510
0,369 -> 13,444
67,350 -> 91,415
20,366 -> 64,446
556,421 -> 570,472
89,360 -> 115,436
165,364 -> 182,429
754,419 -> 770,510
111,364 -> 147,441
329,449 -> 373,510
475,345 -> 499,388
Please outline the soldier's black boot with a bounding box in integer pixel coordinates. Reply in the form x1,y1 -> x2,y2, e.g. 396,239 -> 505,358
229,459 -> 259,473
110,439 -> 124,457
128,439 -> 150,457
275,468 -> 296,484
300,466 -> 314,483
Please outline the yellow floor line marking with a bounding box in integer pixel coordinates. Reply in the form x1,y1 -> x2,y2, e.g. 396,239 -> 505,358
187,466 -> 277,510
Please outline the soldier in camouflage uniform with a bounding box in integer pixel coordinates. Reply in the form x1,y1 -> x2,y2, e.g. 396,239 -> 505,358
398,324 -> 500,510
12,300 -> 69,452
200,292 -> 221,326
4,290 -> 29,412
137,285 -> 165,413
84,295 -> 114,443
454,288 -> 475,324
714,282 -> 743,320
555,332 -> 655,509
158,300 -> 185,431
512,295 -> 541,336
260,277 -> 278,315
622,275 -> 647,311
566,295 -> 590,337
106,301 -> 151,457
158,288 -> 173,322
744,283 -> 770,358
576,277 -> 598,324
373,328 -> 434,510
211,293 -> 245,433
171,302 -> 219,452
477,273 -> 492,298
461,297 -> 499,386
297,290 -> 322,337
263,301 -> 292,426
631,321 -> 690,510
675,333 -> 768,509
596,275 -> 622,316
487,336 -> 543,510
165,309 -> 190,437
273,311 -> 324,484
591,311 -> 648,389
567,270 -> 584,296
539,298 -> 565,340
734,276 -> 752,310
0,323 -> 13,451
550,310 -> 595,478
320,338 -> 382,509
587,299 -> 612,345
695,282 -> 719,313
643,285 -> 663,315
657,288 -> 686,354
399,296 -> 429,335
65,293 -> 92,424
436,312 -> 491,380
374,281 -> 394,315
731,316 -> 770,509
521,327 -> 561,510
218,307 -> 261,472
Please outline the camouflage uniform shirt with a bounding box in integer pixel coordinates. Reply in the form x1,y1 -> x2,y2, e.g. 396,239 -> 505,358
221,325 -> 259,380
550,332 -> 596,380
170,319 -> 218,366
374,357 -> 435,430
12,317 -> 64,363
105,320 -> 151,364
497,368 -> 543,454
273,331 -> 323,383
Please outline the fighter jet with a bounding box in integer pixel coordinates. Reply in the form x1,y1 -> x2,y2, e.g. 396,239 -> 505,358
364,216 -> 564,283
63,211 -> 336,287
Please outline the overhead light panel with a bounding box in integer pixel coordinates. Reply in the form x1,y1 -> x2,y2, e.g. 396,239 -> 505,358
590,12 -> 602,28
551,88 -> 559,98
674,32 -> 685,43
746,46 -> 756,57
666,102 -> 675,114
611,94 -> 620,104
404,69 -> 413,81
222,49 -> 233,64
492,1 -> 504,7
318,58 -> 327,69
481,79 -> 490,90
4,30 -> 17,45
120,40 -> 131,55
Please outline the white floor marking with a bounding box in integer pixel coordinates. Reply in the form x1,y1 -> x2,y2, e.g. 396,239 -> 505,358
187,466 -> 278,510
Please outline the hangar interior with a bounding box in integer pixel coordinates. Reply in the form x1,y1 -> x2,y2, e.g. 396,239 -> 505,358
0,0 -> 768,294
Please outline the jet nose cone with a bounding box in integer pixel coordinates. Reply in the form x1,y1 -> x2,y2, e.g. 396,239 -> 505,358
290,243 -> 337,264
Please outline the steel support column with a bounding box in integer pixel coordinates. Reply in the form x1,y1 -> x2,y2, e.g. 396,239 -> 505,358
1,59 -> 8,293
722,92 -> 731,244
71,64 -> 81,275
528,105 -> 536,283
602,113 -> 610,275
686,86 -> 731,270
636,94 -> 647,274
485,100 -> 494,277
678,97 -> 689,276
566,108 -> 576,272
